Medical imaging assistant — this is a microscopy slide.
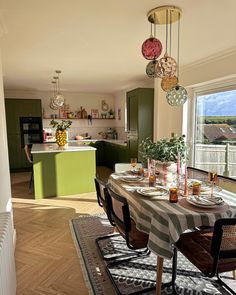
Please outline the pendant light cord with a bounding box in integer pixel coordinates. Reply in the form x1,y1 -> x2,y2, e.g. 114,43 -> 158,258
165,9 -> 168,54
177,12 -> 180,79
150,22 -> 153,37
169,9 -> 172,56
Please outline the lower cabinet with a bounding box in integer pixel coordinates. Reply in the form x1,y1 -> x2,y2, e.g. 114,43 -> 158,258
90,141 -> 129,170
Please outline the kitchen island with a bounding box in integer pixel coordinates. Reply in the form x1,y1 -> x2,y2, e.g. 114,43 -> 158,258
31,143 -> 96,199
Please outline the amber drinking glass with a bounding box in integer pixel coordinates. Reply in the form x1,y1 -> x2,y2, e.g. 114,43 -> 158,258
192,182 -> 201,196
169,187 -> 178,203
130,158 -> 137,173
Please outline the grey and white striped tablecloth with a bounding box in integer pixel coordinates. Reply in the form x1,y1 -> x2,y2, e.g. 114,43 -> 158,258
108,173 -> 236,259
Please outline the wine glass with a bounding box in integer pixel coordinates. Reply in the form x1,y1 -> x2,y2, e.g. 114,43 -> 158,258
130,158 -> 137,173
208,171 -> 218,198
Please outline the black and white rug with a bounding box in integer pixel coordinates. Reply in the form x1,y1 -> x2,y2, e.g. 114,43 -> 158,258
71,214 -> 236,295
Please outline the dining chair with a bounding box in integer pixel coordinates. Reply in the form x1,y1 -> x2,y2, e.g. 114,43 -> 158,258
105,184 -> 155,295
218,175 -> 236,194
187,166 -> 208,182
94,178 -> 119,260
171,218 -> 236,295
114,162 -> 142,173
24,144 -> 34,191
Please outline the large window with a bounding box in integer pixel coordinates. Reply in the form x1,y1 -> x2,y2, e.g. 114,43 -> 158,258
194,89 -> 236,177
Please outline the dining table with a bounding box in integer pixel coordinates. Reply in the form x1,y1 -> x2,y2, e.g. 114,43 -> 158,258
108,172 -> 236,295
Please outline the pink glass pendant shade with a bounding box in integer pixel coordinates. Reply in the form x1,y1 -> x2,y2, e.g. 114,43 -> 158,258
141,37 -> 162,60
155,54 -> 177,79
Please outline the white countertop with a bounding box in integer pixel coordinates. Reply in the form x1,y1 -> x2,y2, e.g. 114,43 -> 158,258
44,139 -> 127,146
31,143 -> 96,154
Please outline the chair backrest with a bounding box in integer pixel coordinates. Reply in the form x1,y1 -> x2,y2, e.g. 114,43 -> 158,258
211,218 -> 236,274
187,167 -> 208,182
94,178 -> 113,224
187,167 -> 236,193
217,175 -> 236,193
114,163 -> 142,173
106,185 -> 149,250
106,185 -> 131,239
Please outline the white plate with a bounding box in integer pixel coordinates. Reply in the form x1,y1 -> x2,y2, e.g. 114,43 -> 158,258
186,195 -> 224,208
120,176 -> 144,183
137,186 -> 168,197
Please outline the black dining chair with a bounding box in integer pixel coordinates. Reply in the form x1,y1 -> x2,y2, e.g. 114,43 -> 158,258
94,178 -> 119,260
105,185 -> 156,295
171,218 -> 236,295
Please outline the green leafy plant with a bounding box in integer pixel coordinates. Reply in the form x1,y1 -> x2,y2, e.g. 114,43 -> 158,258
50,119 -> 72,131
139,135 -> 188,163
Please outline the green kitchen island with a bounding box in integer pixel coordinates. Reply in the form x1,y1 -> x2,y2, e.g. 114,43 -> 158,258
31,143 -> 96,199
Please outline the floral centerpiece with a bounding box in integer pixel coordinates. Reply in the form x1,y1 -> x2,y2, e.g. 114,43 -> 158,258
50,119 -> 72,147
139,135 -> 188,184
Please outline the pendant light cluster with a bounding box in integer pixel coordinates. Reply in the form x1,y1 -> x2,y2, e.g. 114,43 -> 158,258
49,70 -> 65,110
141,5 -> 188,106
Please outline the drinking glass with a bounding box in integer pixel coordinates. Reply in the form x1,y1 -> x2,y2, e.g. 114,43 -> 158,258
130,158 -> 137,173
208,171 -> 218,198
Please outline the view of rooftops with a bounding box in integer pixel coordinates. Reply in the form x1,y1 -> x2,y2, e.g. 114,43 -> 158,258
196,89 -> 236,144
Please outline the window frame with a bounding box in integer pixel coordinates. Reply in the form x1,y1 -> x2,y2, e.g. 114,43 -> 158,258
186,79 -> 236,168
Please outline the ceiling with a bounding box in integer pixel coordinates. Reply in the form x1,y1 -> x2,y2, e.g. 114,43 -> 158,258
1,0 -> 236,94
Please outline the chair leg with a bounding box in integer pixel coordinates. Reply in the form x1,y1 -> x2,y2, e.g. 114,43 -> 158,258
171,247 -> 178,294
106,256 -> 156,295
95,233 -> 120,261
216,273 -> 236,295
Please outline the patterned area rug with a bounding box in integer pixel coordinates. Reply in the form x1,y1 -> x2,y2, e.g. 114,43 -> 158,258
70,214 -> 236,295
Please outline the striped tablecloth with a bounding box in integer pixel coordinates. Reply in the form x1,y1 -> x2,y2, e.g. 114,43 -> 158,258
108,173 -> 236,259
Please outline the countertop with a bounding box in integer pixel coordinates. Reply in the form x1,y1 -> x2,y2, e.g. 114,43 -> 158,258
44,139 -> 127,147
31,143 -> 96,154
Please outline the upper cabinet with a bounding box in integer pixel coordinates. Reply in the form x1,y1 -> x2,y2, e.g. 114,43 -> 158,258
126,88 -> 154,160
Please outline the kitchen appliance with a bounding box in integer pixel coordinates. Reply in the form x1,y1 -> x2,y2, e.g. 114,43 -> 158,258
20,117 -> 43,148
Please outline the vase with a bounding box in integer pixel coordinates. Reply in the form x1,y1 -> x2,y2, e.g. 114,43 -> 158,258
56,130 -> 67,147
155,161 -> 177,185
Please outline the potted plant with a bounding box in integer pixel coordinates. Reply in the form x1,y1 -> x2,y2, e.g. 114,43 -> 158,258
139,135 -> 188,184
50,119 -> 72,147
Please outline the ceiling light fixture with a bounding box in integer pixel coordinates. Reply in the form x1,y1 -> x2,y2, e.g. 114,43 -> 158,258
49,70 -> 65,109
142,5 -> 188,106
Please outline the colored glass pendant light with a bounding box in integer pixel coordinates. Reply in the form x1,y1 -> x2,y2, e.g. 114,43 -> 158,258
141,37 -> 162,60
146,60 -> 158,78
155,53 -> 177,78
166,85 -> 188,106
161,76 -> 178,92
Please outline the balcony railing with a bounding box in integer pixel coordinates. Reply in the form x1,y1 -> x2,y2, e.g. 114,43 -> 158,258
194,143 -> 236,178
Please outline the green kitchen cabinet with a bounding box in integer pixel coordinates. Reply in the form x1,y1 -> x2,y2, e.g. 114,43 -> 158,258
89,140 -> 105,166
126,88 -> 154,160
103,142 -> 129,170
5,98 -> 42,171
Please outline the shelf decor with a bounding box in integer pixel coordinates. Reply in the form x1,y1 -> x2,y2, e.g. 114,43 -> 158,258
50,119 -> 72,147
141,5 -> 188,106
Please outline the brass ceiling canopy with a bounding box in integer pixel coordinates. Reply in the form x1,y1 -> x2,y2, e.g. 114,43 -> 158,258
147,5 -> 182,25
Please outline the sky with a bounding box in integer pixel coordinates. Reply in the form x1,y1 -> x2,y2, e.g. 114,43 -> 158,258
197,89 -> 236,116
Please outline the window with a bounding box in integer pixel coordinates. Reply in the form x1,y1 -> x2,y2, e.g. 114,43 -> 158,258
194,89 -> 236,178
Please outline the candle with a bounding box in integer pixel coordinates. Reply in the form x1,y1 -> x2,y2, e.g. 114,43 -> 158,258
176,153 -> 180,191
147,158 -> 150,177
184,165 -> 188,197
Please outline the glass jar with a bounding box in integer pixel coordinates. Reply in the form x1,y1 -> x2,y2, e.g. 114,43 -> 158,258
169,187 -> 178,203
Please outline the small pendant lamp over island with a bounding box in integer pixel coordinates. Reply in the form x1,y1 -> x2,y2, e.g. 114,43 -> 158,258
141,5 -> 188,106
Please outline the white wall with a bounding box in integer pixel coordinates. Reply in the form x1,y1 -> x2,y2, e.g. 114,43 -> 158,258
0,54 -> 12,213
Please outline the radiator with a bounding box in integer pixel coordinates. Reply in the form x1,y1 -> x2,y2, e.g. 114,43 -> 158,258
0,212 -> 16,295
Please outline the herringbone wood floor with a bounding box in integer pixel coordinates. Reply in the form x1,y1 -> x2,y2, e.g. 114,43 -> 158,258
12,172 -> 103,295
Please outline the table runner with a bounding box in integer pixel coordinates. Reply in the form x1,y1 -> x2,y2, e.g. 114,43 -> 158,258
108,173 -> 236,259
